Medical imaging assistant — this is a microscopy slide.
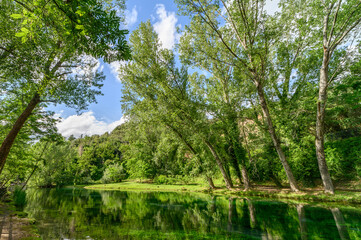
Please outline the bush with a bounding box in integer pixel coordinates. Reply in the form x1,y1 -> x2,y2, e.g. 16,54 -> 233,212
101,163 -> 127,184
325,136 -> 361,181
288,136 -> 319,187
154,175 -> 193,185
154,175 -> 169,184
13,186 -> 26,210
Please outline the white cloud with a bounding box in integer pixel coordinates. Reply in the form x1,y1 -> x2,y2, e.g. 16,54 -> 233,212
56,111 -> 127,138
125,6 -> 138,27
265,0 -> 280,15
71,55 -> 101,76
109,61 -> 126,82
98,63 -> 104,73
153,4 -> 179,49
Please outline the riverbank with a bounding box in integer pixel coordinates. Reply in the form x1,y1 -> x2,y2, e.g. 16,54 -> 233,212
85,181 -> 361,205
0,202 -> 39,240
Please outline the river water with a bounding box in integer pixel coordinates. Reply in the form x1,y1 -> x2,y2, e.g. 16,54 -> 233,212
23,188 -> 361,239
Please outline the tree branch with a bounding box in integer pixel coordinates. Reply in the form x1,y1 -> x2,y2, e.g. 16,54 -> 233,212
330,16 -> 361,52
13,0 -> 33,12
327,0 -> 342,47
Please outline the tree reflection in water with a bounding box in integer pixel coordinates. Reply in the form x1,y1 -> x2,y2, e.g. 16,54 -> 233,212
24,188 -> 361,240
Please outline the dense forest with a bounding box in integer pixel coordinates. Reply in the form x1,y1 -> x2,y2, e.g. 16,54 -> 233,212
1,0 -> 361,196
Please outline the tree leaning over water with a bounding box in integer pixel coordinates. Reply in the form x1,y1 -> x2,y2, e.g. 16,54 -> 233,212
120,22 -> 235,189
179,17 -> 252,189
0,0 -> 130,176
176,0 -> 300,191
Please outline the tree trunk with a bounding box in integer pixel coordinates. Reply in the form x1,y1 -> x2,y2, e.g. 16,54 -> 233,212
241,165 -> 250,190
224,160 -> 231,181
228,146 -> 243,185
255,82 -> 299,191
206,176 -> 216,189
316,54 -> 335,194
204,140 -> 233,189
0,93 -> 41,175
229,129 -> 251,190
222,75 -> 251,190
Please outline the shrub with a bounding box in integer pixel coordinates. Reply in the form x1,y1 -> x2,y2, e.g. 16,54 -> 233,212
101,163 -> 127,184
13,186 -> 26,210
154,175 -> 169,184
154,175 -> 193,185
325,136 -> 361,181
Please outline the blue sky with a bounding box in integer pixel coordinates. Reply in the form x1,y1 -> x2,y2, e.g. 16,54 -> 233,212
53,0 -> 280,138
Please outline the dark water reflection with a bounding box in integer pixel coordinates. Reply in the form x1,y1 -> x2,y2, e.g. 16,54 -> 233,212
24,188 -> 361,239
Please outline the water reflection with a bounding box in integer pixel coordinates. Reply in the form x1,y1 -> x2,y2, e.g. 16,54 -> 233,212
297,204 -> 307,240
24,188 -> 361,240
331,208 -> 350,240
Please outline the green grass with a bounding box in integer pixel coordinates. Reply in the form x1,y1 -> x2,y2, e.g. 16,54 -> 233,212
85,181 -> 207,192
226,189 -> 361,204
85,180 -> 361,205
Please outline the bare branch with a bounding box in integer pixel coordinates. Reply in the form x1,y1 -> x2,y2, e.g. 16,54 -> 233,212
219,0 -> 247,49
0,46 -> 12,54
335,1 -> 361,39
331,21 -> 361,54
55,71 -> 72,77
40,99 -> 58,103
327,0 -> 342,46
323,4 -> 333,47
191,0 -> 249,69
13,0 -> 33,12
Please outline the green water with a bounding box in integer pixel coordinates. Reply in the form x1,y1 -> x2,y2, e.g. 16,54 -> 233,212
23,188 -> 361,239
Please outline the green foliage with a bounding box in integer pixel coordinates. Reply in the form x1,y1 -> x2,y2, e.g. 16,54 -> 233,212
30,141 -> 78,187
154,175 -> 169,185
2,0 -> 361,191
287,136 -> 319,187
0,0 -> 131,186
12,186 -> 26,209
154,175 -> 192,185
101,163 -> 127,184
325,137 -> 361,181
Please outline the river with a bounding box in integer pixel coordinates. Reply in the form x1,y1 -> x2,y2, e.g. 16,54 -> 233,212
23,188 -> 361,239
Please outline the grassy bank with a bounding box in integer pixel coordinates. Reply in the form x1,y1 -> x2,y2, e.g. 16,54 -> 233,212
85,181 -> 205,192
85,181 -> 361,205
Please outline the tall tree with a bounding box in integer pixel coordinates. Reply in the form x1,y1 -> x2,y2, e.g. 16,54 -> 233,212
179,18 -> 252,189
0,0 -> 130,175
120,21 -> 234,188
314,0 -> 361,194
281,0 -> 361,193
176,0 -> 300,191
